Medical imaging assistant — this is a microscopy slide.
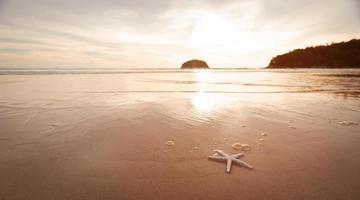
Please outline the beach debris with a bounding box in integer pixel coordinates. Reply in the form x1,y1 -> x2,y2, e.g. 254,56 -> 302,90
261,132 -> 268,136
193,146 -> 199,150
214,142 -> 218,145
208,149 -> 253,173
165,140 -> 175,146
242,124 -> 246,127
339,121 -> 358,126
223,138 -> 228,141
231,143 -> 252,151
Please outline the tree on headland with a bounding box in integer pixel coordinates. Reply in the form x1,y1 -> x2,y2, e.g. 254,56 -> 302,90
267,39 -> 360,68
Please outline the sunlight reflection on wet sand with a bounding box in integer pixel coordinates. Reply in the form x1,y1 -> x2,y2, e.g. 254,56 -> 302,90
0,69 -> 360,200
191,71 -> 230,113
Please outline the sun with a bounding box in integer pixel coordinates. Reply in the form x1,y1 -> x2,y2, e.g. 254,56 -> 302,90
188,14 -> 235,50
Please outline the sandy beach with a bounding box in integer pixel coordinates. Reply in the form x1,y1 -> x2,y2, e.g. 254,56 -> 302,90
0,69 -> 360,199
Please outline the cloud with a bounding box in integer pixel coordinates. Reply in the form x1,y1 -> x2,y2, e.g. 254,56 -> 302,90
0,0 -> 359,68
0,48 -> 31,54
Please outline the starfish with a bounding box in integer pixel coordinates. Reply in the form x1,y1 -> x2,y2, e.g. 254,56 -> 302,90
208,149 -> 253,173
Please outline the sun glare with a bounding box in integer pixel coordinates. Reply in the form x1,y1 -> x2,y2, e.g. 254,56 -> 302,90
186,13 -> 267,58
191,71 -> 229,113
188,14 -> 236,50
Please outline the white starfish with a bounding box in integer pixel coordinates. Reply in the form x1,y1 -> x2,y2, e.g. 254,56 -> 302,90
208,149 -> 253,173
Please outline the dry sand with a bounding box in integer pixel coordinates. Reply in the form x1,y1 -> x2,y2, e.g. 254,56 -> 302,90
0,72 -> 360,199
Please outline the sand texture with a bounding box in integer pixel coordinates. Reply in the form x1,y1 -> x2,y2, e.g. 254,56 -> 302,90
0,69 -> 360,199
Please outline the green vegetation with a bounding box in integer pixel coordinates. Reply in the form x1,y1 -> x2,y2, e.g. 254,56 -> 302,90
268,39 -> 360,68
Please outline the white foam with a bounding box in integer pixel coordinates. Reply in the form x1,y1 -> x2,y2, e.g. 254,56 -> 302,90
339,121 -> 358,126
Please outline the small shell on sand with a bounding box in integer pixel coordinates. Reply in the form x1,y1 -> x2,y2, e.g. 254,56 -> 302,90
223,138 -> 228,141
241,144 -> 252,151
261,132 -> 268,136
232,143 -> 242,150
193,146 -> 199,150
339,121 -> 358,126
232,143 -> 252,151
165,141 -> 175,146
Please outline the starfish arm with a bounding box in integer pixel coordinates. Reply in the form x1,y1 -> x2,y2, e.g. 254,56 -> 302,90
232,158 -> 253,169
208,155 -> 227,160
226,158 -> 232,173
213,149 -> 229,157
231,153 -> 245,158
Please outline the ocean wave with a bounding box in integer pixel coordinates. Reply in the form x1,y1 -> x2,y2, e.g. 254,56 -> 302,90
76,89 -> 359,94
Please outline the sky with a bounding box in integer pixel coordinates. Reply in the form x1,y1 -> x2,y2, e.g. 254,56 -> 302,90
0,0 -> 359,68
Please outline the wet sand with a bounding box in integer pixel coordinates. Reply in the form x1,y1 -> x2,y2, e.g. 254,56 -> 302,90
1,70 -> 360,199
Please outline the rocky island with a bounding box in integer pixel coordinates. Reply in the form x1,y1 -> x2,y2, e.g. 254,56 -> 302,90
267,39 -> 360,68
181,59 -> 209,69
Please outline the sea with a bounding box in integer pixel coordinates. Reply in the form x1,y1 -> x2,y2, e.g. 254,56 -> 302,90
0,68 -> 359,97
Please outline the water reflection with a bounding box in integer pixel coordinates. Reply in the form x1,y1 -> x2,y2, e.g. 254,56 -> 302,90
191,92 -> 230,113
191,71 -> 231,113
